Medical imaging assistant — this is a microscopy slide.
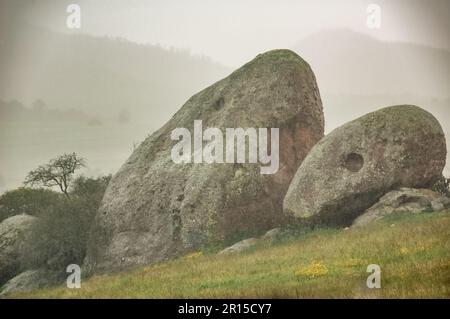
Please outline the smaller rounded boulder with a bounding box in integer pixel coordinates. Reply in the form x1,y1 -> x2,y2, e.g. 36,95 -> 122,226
0,215 -> 37,285
283,105 -> 447,226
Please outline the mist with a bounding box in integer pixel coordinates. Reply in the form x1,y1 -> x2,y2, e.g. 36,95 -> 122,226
0,0 -> 449,193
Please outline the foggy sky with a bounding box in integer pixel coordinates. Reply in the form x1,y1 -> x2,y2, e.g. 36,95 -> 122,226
2,0 -> 449,67
1,0 -> 449,193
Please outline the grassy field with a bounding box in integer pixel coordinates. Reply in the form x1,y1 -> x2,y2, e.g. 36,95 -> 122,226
18,210 -> 450,298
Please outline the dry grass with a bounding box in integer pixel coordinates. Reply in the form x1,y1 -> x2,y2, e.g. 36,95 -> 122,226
17,210 -> 450,298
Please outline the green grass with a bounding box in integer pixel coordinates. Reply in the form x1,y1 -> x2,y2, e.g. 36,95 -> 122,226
17,210 -> 450,298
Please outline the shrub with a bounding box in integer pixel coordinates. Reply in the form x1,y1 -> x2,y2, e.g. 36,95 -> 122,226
0,187 -> 62,222
432,176 -> 450,197
20,175 -> 111,273
71,175 -> 111,205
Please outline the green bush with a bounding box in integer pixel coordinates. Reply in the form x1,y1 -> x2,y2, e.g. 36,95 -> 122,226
432,176 -> 450,197
0,187 -> 63,222
20,175 -> 111,273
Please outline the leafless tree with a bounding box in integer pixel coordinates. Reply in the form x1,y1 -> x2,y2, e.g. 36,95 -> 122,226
24,153 -> 85,198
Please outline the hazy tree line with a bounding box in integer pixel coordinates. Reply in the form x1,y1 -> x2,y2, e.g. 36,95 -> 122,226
0,99 -> 89,122
0,99 -> 131,124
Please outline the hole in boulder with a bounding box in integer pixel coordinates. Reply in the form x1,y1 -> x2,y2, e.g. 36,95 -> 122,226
343,153 -> 364,172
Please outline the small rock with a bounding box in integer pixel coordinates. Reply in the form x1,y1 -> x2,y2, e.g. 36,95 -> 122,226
218,238 -> 259,255
260,227 -> 282,241
0,269 -> 62,297
431,201 -> 445,212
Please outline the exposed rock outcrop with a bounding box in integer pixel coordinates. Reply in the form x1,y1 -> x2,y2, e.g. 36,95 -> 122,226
0,269 -> 61,297
86,49 -> 324,273
0,215 -> 37,285
218,238 -> 259,255
218,227 -> 287,255
284,105 -> 447,226
352,188 -> 450,227
260,227 -> 283,242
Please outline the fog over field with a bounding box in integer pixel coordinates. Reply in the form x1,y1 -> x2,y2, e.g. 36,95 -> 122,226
0,0 -> 449,193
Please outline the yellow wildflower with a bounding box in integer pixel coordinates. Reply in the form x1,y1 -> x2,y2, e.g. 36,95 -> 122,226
295,261 -> 328,279
400,247 -> 410,255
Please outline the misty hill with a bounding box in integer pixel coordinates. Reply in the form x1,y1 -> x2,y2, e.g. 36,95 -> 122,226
0,26 -> 231,127
0,26 -> 231,193
293,29 -> 450,98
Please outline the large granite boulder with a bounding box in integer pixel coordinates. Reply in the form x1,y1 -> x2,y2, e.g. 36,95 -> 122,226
0,215 -> 37,285
86,49 -> 324,273
284,105 -> 446,226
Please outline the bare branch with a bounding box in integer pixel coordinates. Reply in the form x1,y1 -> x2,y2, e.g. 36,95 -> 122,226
24,153 -> 86,197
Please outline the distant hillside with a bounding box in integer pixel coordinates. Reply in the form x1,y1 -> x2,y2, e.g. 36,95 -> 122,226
293,29 -> 450,98
0,26 -> 231,127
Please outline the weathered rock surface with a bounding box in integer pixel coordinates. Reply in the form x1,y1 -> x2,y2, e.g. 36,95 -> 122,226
284,105 -> 447,226
218,227 -> 287,255
0,269 -> 61,297
86,49 -> 324,273
352,188 -> 450,227
218,238 -> 259,255
260,227 -> 283,242
0,215 -> 37,285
